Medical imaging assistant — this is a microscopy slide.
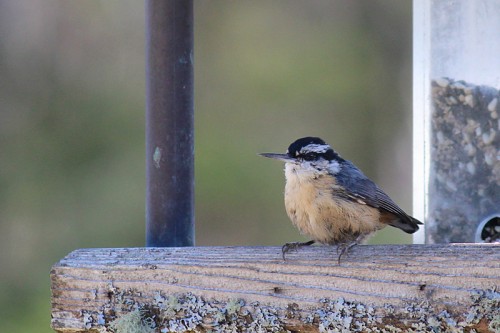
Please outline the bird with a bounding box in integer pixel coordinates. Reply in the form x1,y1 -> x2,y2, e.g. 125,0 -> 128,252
259,136 -> 422,262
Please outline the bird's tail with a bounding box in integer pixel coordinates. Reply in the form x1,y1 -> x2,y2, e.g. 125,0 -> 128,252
388,215 -> 423,234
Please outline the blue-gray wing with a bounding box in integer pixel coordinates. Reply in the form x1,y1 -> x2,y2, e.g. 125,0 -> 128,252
334,160 -> 421,232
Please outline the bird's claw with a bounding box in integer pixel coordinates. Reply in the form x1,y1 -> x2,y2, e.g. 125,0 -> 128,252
281,240 -> 315,261
336,241 -> 358,264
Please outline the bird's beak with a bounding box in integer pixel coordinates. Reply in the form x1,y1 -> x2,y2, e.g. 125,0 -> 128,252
258,153 -> 296,163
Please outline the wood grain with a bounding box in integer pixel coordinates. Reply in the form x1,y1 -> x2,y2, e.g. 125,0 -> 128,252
51,244 -> 500,332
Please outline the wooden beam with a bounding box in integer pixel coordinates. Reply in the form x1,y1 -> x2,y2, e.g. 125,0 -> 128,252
51,245 -> 500,332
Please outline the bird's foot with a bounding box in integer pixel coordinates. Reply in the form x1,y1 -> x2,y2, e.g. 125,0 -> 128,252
336,241 -> 358,264
336,234 -> 368,264
281,240 -> 315,261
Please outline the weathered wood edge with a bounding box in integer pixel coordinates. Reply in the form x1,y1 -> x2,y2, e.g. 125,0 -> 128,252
51,244 -> 500,332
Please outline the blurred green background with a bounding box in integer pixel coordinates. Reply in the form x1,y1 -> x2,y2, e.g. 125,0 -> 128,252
0,1 -> 412,332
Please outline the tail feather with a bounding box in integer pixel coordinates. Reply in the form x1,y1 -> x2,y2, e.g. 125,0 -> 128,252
392,216 -> 423,234
381,211 -> 423,234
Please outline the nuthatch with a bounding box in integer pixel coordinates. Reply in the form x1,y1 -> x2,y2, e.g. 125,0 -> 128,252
259,137 -> 422,262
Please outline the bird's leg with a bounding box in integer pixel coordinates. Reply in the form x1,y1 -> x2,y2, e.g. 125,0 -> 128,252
336,242 -> 358,264
281,240 -> 315,261
336,234 -> 366,264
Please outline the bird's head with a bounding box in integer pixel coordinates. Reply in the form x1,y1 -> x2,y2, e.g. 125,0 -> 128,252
259,137 -> 342,175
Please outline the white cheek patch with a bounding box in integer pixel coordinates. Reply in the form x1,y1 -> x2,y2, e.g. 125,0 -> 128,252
285,161 -> 317,180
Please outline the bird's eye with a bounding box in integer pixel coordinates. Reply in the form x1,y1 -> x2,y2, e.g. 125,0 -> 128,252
302,153 -> 316,161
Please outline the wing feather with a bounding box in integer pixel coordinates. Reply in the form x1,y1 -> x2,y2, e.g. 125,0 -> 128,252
333,160 -> 421,232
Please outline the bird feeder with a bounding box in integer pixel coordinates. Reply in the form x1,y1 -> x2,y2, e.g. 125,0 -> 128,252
414,0 -> 500,244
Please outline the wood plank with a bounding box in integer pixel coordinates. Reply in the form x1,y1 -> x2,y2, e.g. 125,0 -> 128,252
51,244 -> 500,332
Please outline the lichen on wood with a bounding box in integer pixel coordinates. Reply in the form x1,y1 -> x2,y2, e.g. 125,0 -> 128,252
83,289 -> 500,333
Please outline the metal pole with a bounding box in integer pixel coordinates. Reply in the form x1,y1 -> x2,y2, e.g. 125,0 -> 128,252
145,0 -> 194,247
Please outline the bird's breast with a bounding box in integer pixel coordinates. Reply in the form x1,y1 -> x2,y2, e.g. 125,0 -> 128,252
284,167 -> 383,244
